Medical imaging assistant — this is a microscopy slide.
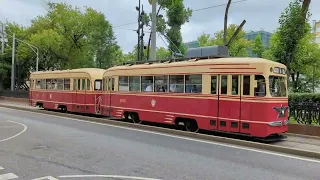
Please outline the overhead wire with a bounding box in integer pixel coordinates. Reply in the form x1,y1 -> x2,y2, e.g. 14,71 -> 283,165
112,0 -> 249,28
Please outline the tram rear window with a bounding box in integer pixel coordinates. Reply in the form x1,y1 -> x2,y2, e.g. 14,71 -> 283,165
94,80 -> 102,91
269,76 -> 286,97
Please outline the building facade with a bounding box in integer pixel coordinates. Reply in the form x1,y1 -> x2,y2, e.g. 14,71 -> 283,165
314,20 -> 320,44
244,30 -> 272,48
183,40 -> 199,49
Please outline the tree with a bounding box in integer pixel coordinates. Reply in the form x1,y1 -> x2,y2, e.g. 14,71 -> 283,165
22,2 -> 119,70
267,0 -> 313,92
197,24 -> 251,57
145,0 -> 192,59
251,33 -> 264,58
156,47 -> 171,59
1,2 -> 121,90
264,23 -> 320,92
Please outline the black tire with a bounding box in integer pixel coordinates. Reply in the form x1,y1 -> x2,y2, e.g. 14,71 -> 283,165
130,113 -> 142,124
185,120 -> 199,133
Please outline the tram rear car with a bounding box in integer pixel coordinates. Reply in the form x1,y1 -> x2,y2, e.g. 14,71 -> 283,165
29,68 -> 105,114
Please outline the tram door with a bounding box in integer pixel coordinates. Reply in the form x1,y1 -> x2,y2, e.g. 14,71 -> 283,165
217,75 -> 241,132
104,77 -> 114,116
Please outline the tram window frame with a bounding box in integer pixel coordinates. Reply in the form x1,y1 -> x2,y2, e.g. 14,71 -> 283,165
154,75 -> 168,92
129,76 -> 141,92
40,79 -> 46,89
46,79 -> 52,90
220,75 -> 228,95
94,79 -> 102,91
82,79 -> 86,90
64,79 -> 70,90
242,75 -> 250,96
57,79 -> 64,90
211,75 -> 218,94
169,75 -> 184,93
111,78 -> 115,91
87,79 -> 90,90
118,76 -> 129,91
142,76 -> 154,92
231,75 -> 239,95
185,74 -> 202,93
77,79 -> 81,90
51,79 -> 58,90
254,75 -> 266,97
73,79 -> 78,90
36,80 -> 41,89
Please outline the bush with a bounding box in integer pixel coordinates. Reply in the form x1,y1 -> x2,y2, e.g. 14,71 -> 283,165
289,93 -> 320,102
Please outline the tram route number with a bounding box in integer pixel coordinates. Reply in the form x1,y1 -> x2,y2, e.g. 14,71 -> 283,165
120,99 -> 126,103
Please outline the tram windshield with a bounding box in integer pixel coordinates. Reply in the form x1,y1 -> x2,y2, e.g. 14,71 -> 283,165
269,76 -> 287,97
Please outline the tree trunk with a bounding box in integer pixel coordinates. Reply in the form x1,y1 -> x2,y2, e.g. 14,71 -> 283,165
224,0 -> 232,46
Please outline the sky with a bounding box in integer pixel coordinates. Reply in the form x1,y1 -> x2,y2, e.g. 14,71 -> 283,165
0,0 -> 319,53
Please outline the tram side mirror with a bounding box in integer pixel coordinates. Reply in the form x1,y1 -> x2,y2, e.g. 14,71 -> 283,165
254,80 -> 258,88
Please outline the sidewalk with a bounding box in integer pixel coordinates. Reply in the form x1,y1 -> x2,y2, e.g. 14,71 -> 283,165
1,100 -> 320,153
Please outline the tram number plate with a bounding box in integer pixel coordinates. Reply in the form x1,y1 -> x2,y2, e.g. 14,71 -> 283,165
120,99 -> 126,103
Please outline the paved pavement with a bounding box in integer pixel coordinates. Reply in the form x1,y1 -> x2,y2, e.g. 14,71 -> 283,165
0,107 -> 320,180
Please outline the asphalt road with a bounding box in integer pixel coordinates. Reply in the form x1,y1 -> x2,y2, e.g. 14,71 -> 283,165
0,107 -> 320,180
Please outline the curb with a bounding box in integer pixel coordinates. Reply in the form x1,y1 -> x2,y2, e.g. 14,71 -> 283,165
1,103 -> 320,160
286,133 -> 320,140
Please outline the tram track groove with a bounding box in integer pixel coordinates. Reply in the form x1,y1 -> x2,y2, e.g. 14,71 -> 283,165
1,103 -> 320,160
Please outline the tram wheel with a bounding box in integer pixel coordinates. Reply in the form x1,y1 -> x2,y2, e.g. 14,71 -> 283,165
129,113 -> 142,124
185,120 -> 199,133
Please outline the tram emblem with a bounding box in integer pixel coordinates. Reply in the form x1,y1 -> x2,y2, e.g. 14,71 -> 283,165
151,99 -> 156,107
273,104 -> 288,118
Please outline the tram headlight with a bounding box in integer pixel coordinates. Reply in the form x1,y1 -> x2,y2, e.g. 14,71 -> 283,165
268,121 -> 282,127
283,120 -> 289,125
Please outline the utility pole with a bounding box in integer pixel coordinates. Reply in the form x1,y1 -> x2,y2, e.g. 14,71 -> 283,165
1,23 -> 4,55
11,33 -> 15,91
151,0 -> 157,60
140,5 -> 145,61
136,0 -> 141,61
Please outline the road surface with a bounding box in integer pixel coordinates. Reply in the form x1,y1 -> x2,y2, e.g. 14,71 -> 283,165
0,107 -> 319,180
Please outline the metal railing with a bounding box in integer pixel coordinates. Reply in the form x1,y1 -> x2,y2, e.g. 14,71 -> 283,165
289,101 -> 320,125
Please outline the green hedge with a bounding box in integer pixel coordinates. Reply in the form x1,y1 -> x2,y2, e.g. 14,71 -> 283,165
289,93 -> 320,102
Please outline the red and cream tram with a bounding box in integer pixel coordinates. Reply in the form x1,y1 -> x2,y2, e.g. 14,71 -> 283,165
100,47 -> 289,138
29,68 -> 105,114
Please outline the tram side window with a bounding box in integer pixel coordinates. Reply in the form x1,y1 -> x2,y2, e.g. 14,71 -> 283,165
119,76 -> 129,91
51,79 -> 58,90
142,76 -> 153,92
185,74 -> 202,93
64,79 -> 70,90
57,79 -> 64,90
111,78 -> 115,91
87,79 -> 90,90
36,80 -> 41,89
232,75 -> 239,95
103,78 -> 108,91
254,75 -> 266,97
46,79 -> 52,89
40,80 -> 46,89
129,76 -> 141,91
211,76 -> 217,94
221,75 -> 228,94
73,79 -> 78,90
81,79 -> 86,90
243,75 -> 250,95
155,75 -> 168,92
94,80 -> 102,91
169,75 -> 184,93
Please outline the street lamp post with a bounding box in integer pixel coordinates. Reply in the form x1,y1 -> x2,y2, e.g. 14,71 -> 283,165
15,38 -> 39,72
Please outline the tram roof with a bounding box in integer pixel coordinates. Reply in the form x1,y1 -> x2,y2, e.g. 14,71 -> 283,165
106,57 -> 286,72
30,68 -> 106,79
